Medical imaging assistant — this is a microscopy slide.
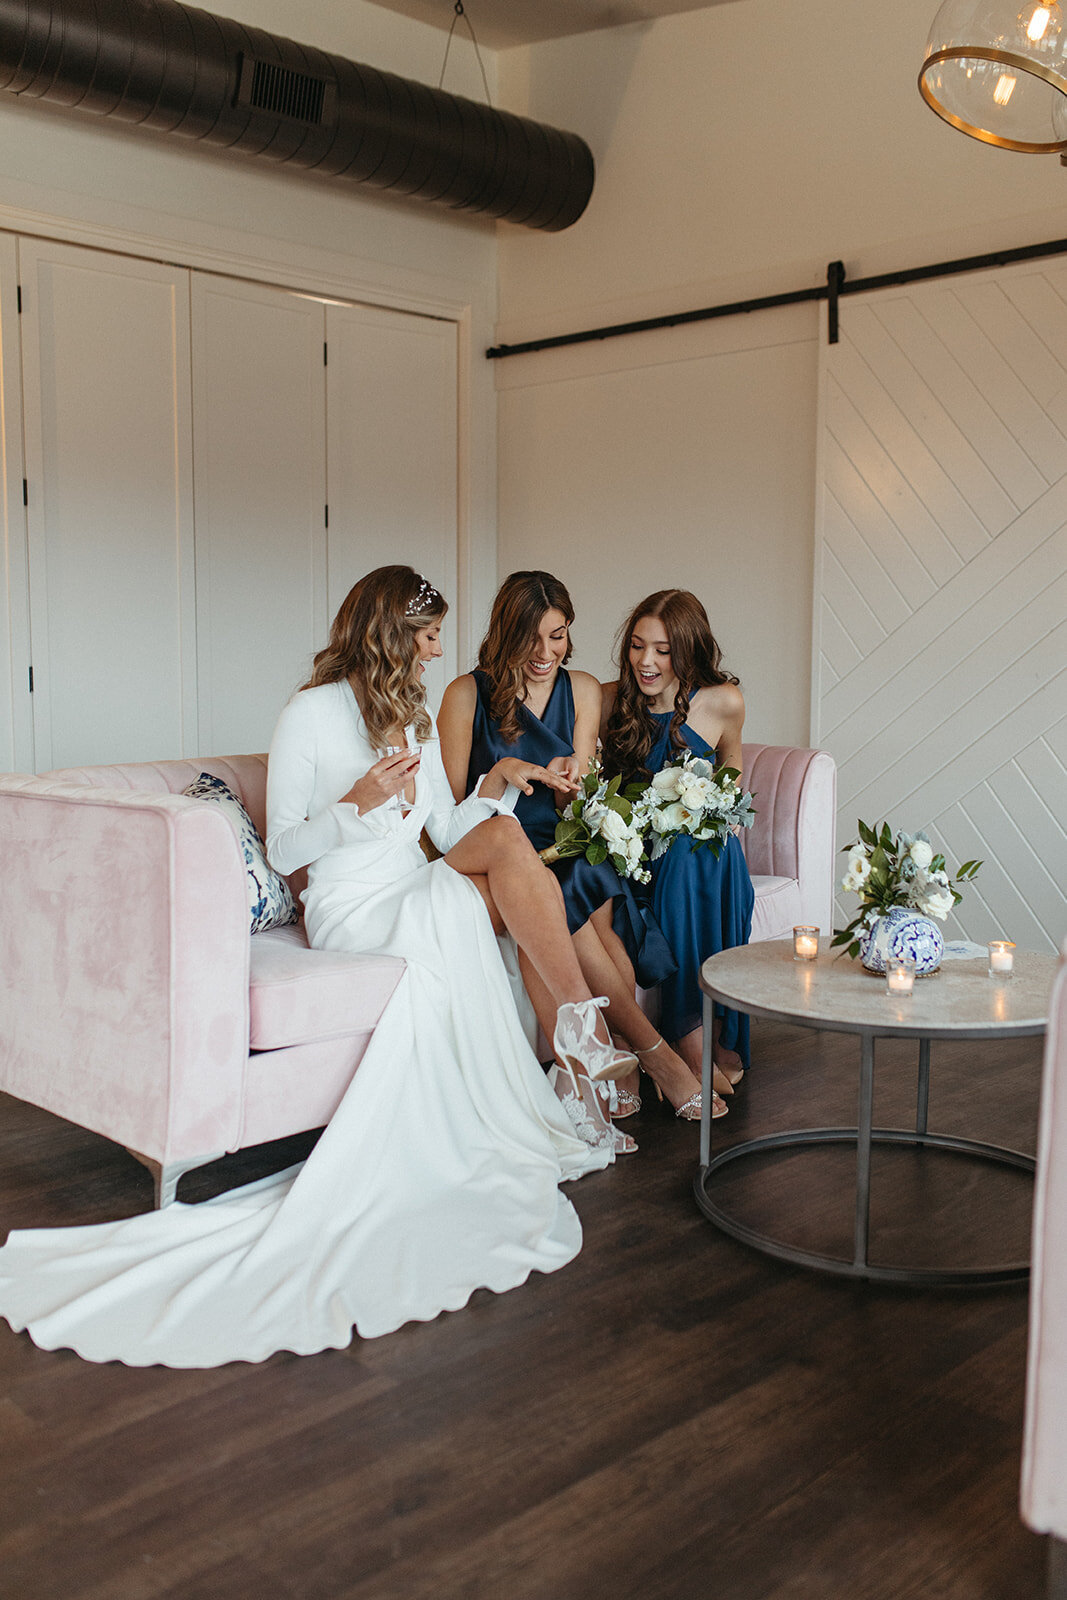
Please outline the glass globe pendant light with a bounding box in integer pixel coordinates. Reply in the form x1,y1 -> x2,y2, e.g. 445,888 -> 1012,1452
919,0 -> 1067,151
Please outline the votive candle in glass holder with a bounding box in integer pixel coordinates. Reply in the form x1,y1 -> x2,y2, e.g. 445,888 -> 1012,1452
886,956 -> 916,996
793,926 -> 819,961
988,941 -> 1015,977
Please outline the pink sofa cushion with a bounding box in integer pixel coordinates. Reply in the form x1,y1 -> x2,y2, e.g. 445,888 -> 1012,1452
750,875 -> 803,943
249,923 -> 405,1049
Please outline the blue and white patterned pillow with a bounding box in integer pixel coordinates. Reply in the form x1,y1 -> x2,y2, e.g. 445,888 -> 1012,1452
182,772 -> 298,935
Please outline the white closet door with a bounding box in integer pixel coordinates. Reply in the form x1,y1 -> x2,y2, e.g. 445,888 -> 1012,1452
191,275 -> 327,754
19,239 -> 196,770
325,303 -> 459,697
0,232 -> 32,774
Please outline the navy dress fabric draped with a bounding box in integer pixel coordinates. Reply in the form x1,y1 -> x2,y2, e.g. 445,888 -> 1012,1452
646,710 -> 755,1064
466,670 -> 675,989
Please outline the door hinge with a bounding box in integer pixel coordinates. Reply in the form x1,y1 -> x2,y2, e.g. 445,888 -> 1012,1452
324,504 -> 329,528
22,479 -> 27,506
28,665 -> 33,693
324,341 -> 328,366
16,284 -> 22,313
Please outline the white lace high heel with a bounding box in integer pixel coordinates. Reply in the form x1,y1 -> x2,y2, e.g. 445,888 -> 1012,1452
553,996 -> 639,1085
548,1065 -> 637,1157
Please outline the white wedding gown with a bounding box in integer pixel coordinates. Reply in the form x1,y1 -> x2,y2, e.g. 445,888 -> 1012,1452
0,682 -> 609,1367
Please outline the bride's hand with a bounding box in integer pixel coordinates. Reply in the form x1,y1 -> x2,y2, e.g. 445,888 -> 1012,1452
486,757 -> 579,798
340,749 -> 420,812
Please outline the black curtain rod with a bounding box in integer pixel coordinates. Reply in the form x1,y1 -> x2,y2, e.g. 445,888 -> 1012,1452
486,234 -> 1067,359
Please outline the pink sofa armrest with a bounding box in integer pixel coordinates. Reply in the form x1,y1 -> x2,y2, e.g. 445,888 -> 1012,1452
740,744 -> 836,935
0,776 -> 251,1165
1022,945 -> 1067,1538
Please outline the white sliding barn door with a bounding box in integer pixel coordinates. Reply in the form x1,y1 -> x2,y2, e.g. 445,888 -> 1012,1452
325,303 -> 459,698
191,275 -> 327,752
814,261 -> 1067,953
19,239 -> 196,769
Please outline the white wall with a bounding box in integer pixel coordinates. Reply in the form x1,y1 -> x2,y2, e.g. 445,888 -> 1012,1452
495,0 -> 1067,748
0,0 -> 501,685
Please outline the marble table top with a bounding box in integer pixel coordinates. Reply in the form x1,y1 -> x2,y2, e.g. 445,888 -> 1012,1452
700,939 -> 1059,1040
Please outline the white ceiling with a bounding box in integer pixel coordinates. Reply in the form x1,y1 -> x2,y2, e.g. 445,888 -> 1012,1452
362,0 -> 741,50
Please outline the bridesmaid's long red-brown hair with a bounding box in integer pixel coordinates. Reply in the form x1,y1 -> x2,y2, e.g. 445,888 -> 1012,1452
603,589 -> 737,781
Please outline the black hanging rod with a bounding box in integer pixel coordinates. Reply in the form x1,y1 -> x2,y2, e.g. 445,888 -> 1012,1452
486,234 -> 1067,359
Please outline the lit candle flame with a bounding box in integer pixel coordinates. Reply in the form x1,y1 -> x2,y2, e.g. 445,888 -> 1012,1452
994,72 -> 1017,104
1028,6 -> 1052,42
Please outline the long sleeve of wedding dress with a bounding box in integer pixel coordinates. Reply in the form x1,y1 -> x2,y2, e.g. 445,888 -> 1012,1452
0,683 -> 607,1368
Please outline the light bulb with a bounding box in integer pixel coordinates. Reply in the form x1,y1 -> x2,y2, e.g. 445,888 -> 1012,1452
994,72 -> 1018,103
1027,6 -> 1052,42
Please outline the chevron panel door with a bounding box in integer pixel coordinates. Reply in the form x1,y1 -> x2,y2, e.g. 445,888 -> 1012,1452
814,260 -> 1067,954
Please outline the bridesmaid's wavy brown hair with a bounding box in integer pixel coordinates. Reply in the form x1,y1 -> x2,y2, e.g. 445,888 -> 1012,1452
603,589 -> 738,782
303,565 -> 446,748
476,571 -> 574,744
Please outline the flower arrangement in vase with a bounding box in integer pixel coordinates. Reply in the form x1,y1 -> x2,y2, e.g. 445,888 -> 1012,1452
831,821 -> 982,975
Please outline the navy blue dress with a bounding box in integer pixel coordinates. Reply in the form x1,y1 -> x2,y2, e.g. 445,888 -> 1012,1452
466,669 -> 675,989
647,710 -> 755,1064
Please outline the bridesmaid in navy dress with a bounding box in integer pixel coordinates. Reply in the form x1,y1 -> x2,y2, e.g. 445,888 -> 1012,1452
440,572 -> 707,1123
601,590 -> 754,1102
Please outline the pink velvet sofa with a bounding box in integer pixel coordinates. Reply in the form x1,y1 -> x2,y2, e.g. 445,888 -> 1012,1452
0,741 -> 834,1210
1021,940 -> 1067,1596
0,755 -> 404,1206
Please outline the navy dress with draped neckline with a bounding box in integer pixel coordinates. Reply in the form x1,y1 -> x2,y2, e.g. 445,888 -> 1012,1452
466,669 -> 675,989
646,709 -> 754,1063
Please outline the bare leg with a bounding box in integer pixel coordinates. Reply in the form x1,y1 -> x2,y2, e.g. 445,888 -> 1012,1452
571,922 -> 706,1114
675,1027 -> 739,1096
444,819 -> 634,1153
444,816 -> 592,1007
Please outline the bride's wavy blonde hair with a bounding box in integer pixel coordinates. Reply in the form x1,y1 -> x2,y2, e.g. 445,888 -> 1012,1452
303,566 -> 446,747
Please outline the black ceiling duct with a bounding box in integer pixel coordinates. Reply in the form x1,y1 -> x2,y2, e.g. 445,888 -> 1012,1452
0,0 -> 595,230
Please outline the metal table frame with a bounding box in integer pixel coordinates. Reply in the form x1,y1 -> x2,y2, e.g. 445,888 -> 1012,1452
696,960 -> 1046,1288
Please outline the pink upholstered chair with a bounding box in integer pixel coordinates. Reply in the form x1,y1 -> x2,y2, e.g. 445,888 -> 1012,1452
1021,940 -> 1067,1597
740,743 -> 836,941
0,755 -> 404,1206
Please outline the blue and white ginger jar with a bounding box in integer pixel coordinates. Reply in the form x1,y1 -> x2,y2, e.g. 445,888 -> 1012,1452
859,906 -> 944,976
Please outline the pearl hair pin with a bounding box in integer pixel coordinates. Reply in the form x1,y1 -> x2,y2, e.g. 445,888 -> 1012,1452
405,576 -> 439,617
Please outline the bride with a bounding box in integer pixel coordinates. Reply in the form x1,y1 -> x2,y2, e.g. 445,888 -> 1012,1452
0,566 -> 633,1368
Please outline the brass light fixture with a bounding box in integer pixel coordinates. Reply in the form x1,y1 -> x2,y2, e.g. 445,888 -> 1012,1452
919,0 -> 1067,151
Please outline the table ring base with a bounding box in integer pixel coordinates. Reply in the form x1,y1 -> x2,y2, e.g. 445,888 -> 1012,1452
694,1127 -> 1036,1288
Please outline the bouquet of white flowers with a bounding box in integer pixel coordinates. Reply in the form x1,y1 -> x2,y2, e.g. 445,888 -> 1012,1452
632,753 -> 755,863
831,820 -> 982,959
540,761 -> 651,884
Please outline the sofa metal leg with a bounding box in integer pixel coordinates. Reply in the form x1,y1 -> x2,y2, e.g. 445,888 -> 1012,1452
125,1148 -> 224,1208
1050,1535 -> 1067,1600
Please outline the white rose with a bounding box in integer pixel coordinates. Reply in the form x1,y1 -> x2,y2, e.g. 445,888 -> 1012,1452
658,802 -> 692,833
651,768 -> 682,798
909,839 -> 934,870
841,869 -> 864,894
677,774 -> 713,810
919,886 -> 954,919
846,846 -> 871,884
597,809 -> 629,845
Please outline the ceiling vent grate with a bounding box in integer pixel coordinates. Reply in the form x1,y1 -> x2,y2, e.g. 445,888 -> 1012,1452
237,56 -> 329,125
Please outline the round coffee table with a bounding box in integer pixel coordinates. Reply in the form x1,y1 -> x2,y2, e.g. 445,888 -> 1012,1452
696,940 -> 1057,1286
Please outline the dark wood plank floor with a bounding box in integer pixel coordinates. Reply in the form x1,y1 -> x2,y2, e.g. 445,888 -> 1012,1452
0,1017 -> 1049,1600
